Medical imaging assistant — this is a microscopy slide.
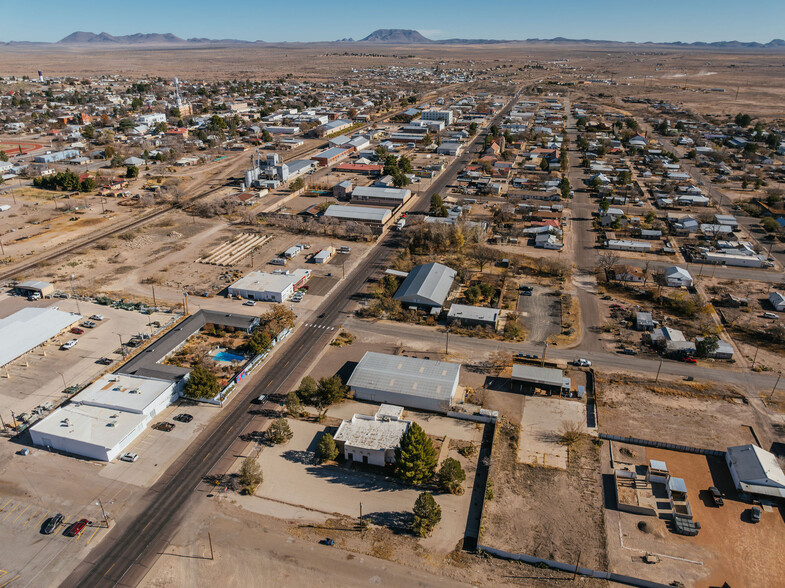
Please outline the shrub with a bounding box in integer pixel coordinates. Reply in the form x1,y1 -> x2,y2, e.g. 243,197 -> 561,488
183,365 -> 220,399
437,458 -> 466,494
267,418 -> 293,444
316,433 -> 339,463
238,457 -> 263,494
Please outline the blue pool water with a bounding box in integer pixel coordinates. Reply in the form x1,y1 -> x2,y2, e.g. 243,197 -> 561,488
214,351 -> 246,363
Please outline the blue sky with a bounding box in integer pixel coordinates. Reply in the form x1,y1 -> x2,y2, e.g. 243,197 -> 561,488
3,0 -> 784,43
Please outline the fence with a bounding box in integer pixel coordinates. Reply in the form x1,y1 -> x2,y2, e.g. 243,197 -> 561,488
478,545 -> 673,588
447,411 -> 497,424
599,433 -> 725,457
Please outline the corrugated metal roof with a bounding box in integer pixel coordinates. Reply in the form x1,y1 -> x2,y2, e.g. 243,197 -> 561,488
393,263 -> 456,308
511,364 -> 565,387
727,444 -> 785,494
348,352 -> 460,401
323,205 -> 391,223
0,307 -> 81,368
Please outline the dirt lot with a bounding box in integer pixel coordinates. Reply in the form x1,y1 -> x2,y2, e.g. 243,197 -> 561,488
604,446 -> 785,588
597,373 -> 758,451
482,418 -> 608,584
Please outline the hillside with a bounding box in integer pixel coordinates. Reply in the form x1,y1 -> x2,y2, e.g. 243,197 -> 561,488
358,29 -> 432,44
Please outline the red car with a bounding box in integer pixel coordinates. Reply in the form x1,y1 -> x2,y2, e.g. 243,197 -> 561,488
680,357 -> 697,363
70,327 -> 84,335
66,518 -> 90,537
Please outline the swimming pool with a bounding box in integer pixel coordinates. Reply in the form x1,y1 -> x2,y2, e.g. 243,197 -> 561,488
214,351 -> 246,363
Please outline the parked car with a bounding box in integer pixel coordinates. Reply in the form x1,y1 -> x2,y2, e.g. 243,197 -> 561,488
70,327 -> 84,335
763,312 -> 779,320
255,394 -> 268,404
120,452 -> 138,462
519,285 -> 533,291
680,357 -> 697,364
319,538 -> 334,546
152,422 -> 175,432
620,348 -> 638,355
243,300 -> 256,306
81,320 -> 97,328
61,339 -> 78,350
66,519 -> 90,537
89,314 -> 104,321
750,506 -> 762,523
42,513 -> 64,535
709,487 -> 724,507
174,413 -> 193,423
521,291 -> 533,297
96,357 -> 113,365
573,358 -> 592,367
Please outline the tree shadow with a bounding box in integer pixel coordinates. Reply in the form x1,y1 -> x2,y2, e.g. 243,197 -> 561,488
281,449 -> 315,465
364,510 -> 414,535
302,463 -> 409,493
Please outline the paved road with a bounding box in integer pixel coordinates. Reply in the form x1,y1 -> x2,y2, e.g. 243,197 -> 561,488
62,93 -> 521,588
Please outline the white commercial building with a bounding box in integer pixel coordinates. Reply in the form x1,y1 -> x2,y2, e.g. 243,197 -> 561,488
0,307 -> 81,369
323,204 -> 392,225
333,405 -> 411,466
347,351 -> 461,413
29,374 -> 179,461
227,269 -> 311,303
420,109 -> 454,125
136,113 -> 167,127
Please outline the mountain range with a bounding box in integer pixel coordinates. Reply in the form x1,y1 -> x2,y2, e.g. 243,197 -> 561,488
2,29 -> 783,49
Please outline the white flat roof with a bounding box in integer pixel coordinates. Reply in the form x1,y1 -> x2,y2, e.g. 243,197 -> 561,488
323,205 -> 392,223
75,374 -> 175,414
0,307 -> 81,368
348,351 -> 460,401
229,269 -> 309,294
334,414 -> 410,451
30,404 -> 147,450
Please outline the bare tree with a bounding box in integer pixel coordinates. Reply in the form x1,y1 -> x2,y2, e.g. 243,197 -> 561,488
597,250 -> 621,281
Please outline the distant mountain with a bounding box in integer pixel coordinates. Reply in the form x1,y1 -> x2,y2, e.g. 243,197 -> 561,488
58,31 -> 185,44
359,29 -> 432,44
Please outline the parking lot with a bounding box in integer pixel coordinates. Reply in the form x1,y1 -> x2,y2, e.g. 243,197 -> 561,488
516,285 -> 561,344
0,294 -> 179,423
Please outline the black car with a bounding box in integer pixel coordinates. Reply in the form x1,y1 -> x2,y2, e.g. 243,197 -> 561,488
709,487 -> 724,507
96,357 -> 113,365
43,513 -> 64,535
750,506 -> 762,523
174,413 -> 193,423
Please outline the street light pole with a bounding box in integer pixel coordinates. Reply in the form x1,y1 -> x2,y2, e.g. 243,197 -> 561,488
57,371 -> 67,391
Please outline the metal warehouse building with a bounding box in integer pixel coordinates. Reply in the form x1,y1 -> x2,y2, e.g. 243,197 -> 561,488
14,280 -> 55,298
228,269 -> 311,303
511,364 -> 571,394
351,186 -> 411,207
323,204 -> 392,225
347,352 -> 461,413
0,307 -> 81,369
394,262 -> 456,311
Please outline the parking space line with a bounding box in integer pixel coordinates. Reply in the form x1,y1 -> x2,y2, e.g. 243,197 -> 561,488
0,498 -> 12,512
12,504 -> 31,525
2,503 -> 20,521
21,507 -> 41,527
85,526 -> 100,545
0,575 -> 19,588
33,509 -> 49,529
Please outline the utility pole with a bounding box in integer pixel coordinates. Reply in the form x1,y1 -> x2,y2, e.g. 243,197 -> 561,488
208,532 -> 214,560
97,499 -> 109,528
655,359 -> 663,383
541,342 -> 548,367
152,285 -> 157,310
769,372 -> 782,401
445,328 -> 450,355
752,345 -> 760,369
118,334 -> 126,358
57,371 -> 67,392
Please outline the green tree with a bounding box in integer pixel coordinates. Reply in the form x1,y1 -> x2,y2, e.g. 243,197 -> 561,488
238,457 -> 263,493
118,118 -> 135,131
130,97 -> 143,110
81,125 -> 94,140
296,375 -> 318,403
0,150 -> 8,162
103,144 -> 116,160
395,423 -> 437,485
412,492 -> 441,537
290,176 -> 305,192
261,129 -> 273,142
316,375 -> 348,407
430,193 -> 444,212
539,157 -> 550,171
560,177 -> 571,199
741,177 -> 749,190
126,165 -> 139,179
316,433 -> 340,463
183,365 -> 220,399
734,113 -> 752,127
761,217 -> 780,233
245,330 -> 272,355
79,178 -> 96,192
437,458 -> 466,494
267,418 -> 293,444
285,391 -> 304,417
696,336 -> 719,359
468,122 -> 477,136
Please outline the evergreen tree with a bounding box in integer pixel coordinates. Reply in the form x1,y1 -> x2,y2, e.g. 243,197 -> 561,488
437,458 -> 466,494
267,418 -> 293,444
238,457 -> 263,493
412,492 -> 441,537
316,433 -> 339,463
395,423 -> 437,485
